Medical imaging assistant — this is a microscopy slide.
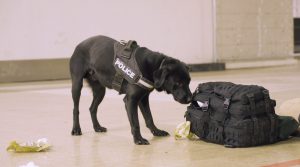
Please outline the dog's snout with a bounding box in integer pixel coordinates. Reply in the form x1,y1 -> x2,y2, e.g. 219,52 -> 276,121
178,93 -> 192,104
186,95 -> 192,103
185,88 -> 193,103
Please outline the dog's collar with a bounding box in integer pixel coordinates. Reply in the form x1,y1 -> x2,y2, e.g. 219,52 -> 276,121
159,58 -> 167,69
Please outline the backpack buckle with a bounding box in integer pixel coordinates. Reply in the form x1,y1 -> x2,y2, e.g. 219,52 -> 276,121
202,100 -> 209,112
224,98 -> 231,110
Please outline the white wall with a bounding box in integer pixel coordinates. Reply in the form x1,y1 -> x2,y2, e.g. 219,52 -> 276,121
294,0 -> 300,17
0,0 -> 215,64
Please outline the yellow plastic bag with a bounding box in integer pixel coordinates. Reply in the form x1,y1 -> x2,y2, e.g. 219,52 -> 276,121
174,121 -> 197,140
6,138 -> 51,153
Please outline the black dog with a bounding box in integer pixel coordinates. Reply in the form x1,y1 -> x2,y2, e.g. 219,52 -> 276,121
70,35 -> 192,145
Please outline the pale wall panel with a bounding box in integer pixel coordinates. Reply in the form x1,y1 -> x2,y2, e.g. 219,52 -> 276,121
0,0 -> 215,64
216,0 -> 293,61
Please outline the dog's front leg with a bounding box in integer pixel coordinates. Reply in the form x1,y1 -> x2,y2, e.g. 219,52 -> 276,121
124,94 -> 149,145
139,94 -> 169,137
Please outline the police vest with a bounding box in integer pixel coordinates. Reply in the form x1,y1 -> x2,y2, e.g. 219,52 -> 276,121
112,40 -> 154,92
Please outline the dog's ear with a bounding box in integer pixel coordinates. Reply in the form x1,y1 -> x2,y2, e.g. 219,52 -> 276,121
184,64 -> 190,72
153,68 -> 169,91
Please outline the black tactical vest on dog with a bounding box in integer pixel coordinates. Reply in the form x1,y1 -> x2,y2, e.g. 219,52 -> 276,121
185,82 -> 279,147
112,40 -> 154,92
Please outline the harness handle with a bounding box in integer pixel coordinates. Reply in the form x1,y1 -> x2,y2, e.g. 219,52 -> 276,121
124,40 -> 138,51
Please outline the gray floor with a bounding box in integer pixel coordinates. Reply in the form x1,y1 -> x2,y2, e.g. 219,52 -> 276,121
1,64 -> 300,167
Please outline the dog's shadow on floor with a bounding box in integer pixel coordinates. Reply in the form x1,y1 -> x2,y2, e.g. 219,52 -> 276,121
149,135 -> 171,143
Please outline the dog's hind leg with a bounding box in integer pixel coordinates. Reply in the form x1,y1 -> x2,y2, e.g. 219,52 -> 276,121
70,49 -> 86,136
139,94 -> 169,137
71,75 -> 84,135
86,77 -> 107,132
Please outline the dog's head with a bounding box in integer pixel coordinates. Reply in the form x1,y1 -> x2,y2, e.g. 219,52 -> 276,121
153,58 -> 192,104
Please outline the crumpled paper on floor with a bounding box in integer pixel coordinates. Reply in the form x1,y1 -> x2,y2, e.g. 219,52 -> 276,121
7,138 -> 51,153
174,121 -> 197,140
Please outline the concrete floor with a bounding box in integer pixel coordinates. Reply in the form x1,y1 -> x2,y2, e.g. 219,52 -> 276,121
1,64 -> 300,167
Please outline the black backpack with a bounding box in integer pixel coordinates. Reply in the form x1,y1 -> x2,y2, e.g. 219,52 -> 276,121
185,82 -> 279,147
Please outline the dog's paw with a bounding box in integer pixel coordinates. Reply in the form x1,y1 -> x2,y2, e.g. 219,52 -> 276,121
134,137 -> 150,145
71,128 -> 82,136
151,129 -> 170,137
94,126 -> 107,133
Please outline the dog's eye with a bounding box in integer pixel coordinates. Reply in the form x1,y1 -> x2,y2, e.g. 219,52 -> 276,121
174,82 -> 183,89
